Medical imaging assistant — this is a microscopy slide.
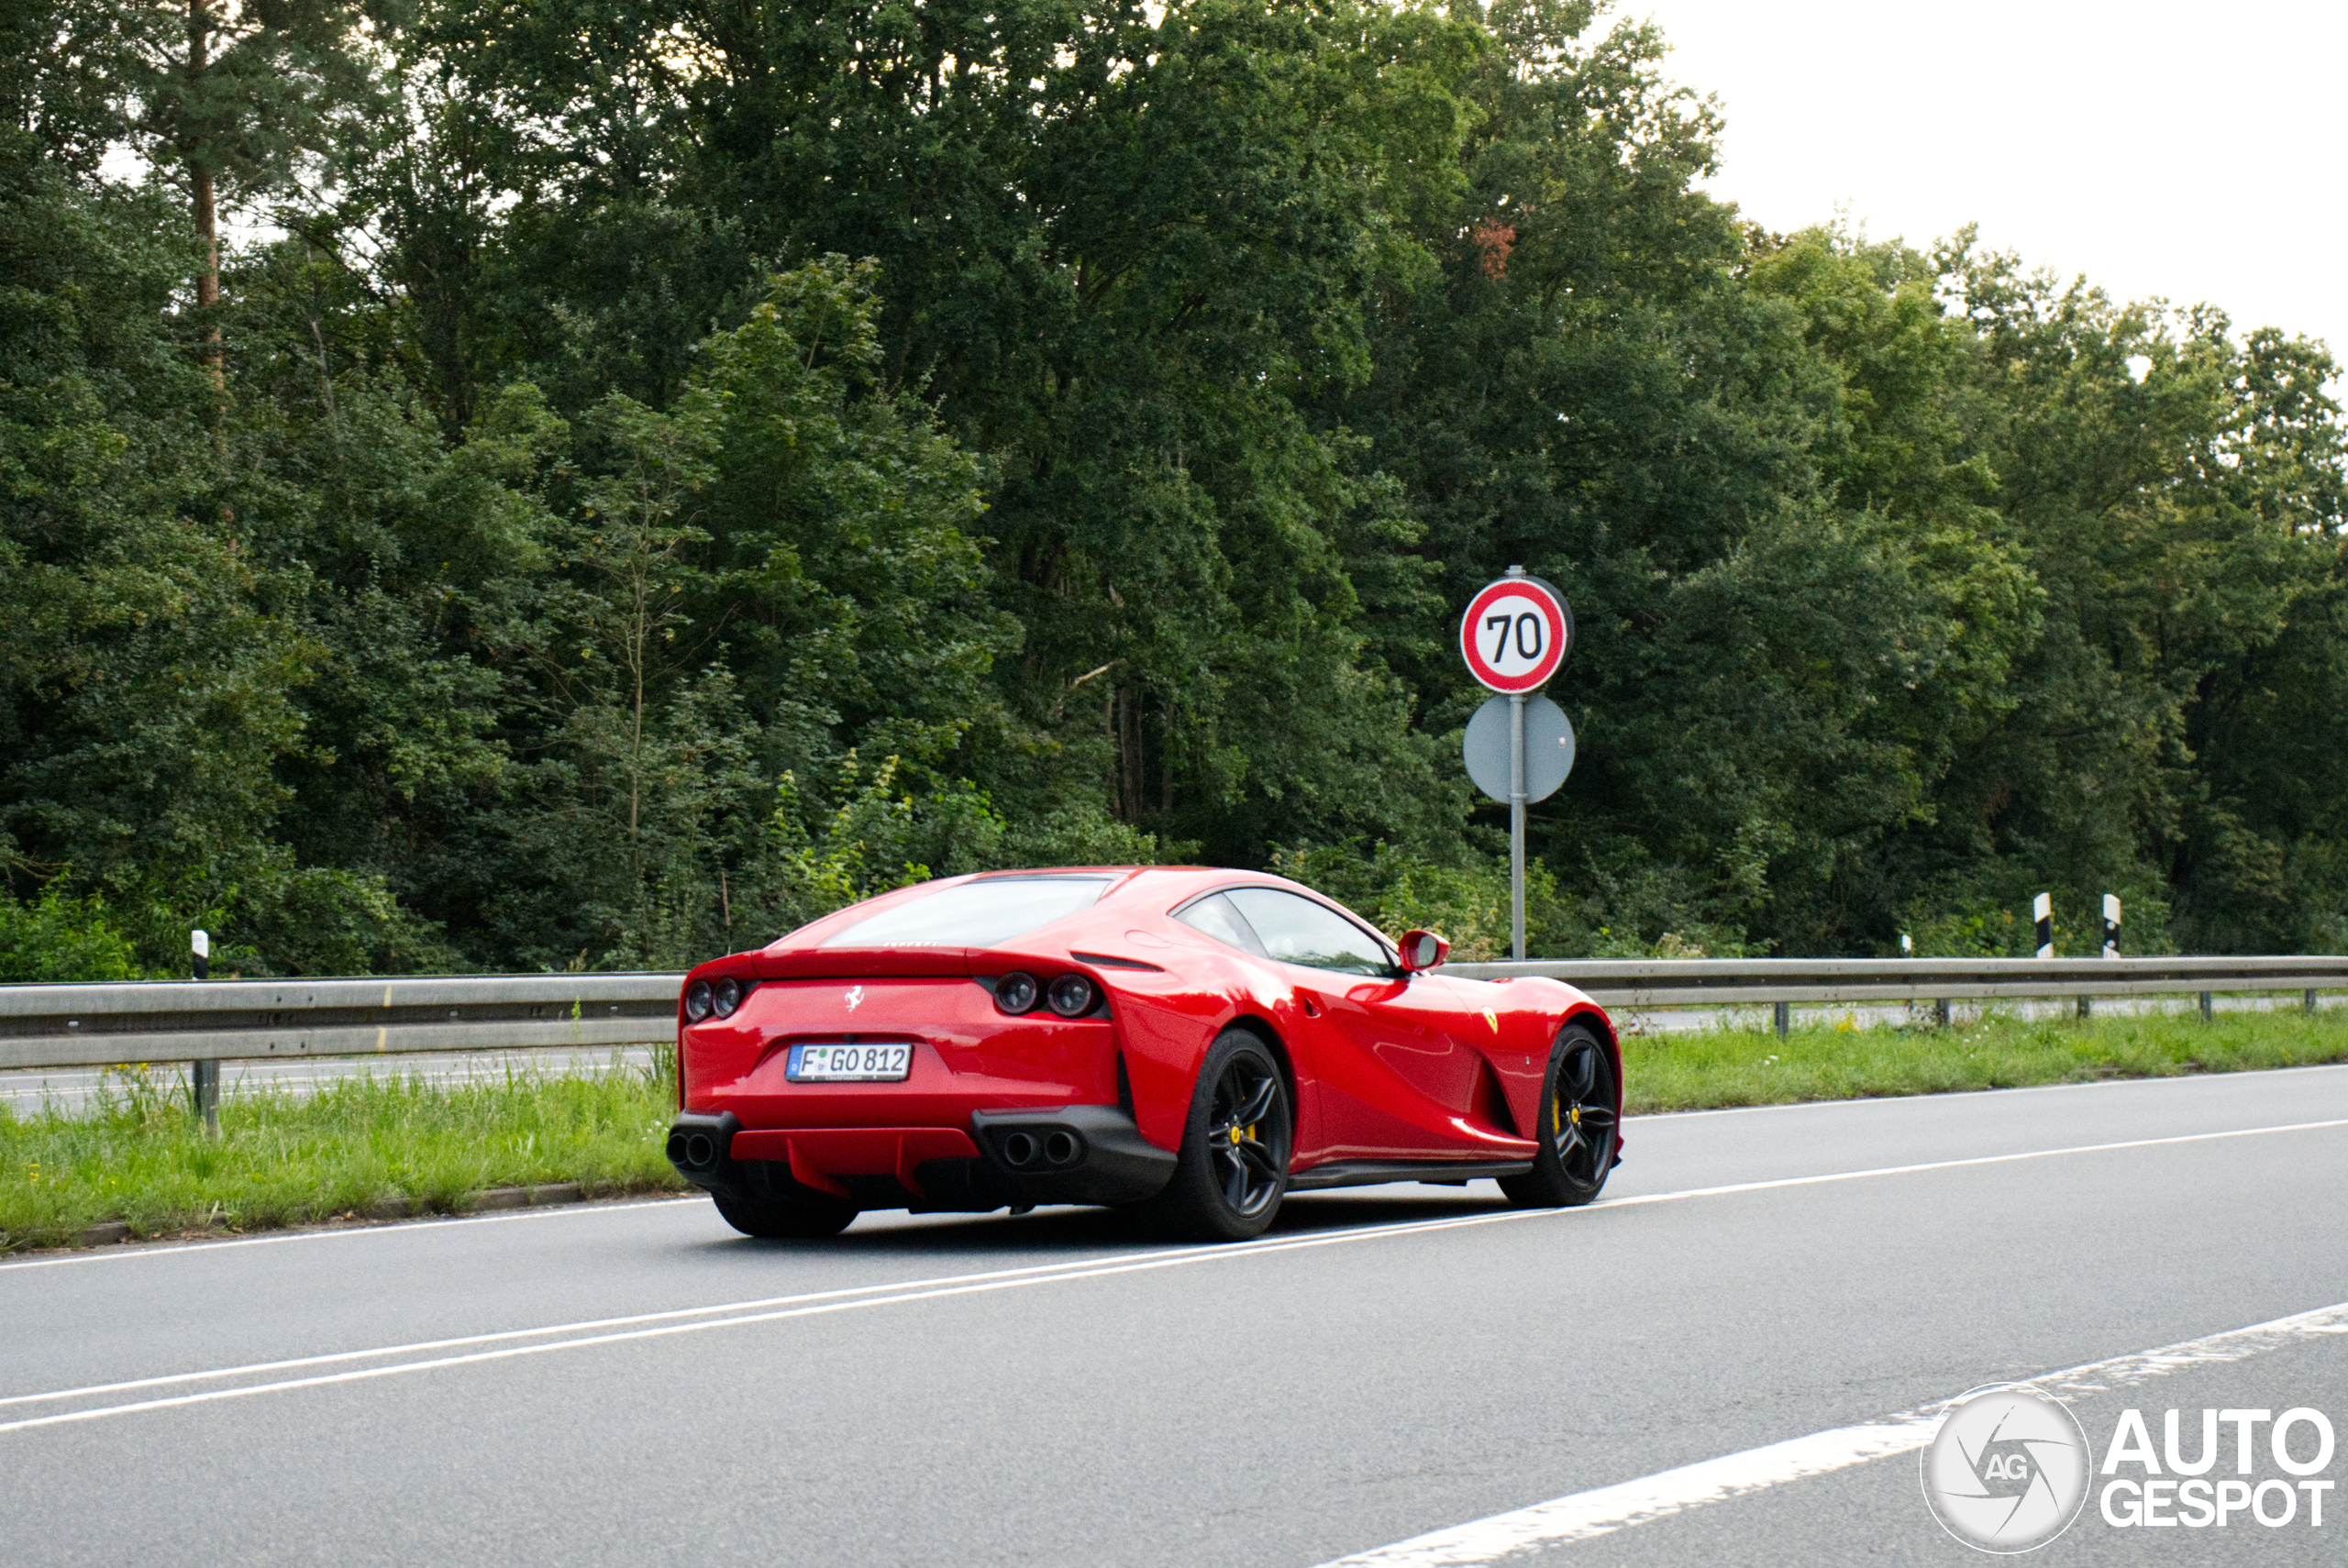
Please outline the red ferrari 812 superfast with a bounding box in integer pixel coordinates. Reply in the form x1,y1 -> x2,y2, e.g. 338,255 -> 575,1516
666,867 -> 1622,1241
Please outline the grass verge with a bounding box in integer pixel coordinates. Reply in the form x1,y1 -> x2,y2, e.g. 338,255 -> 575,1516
0,1063 -> 689,1252
1623,1005 -> 2348,1113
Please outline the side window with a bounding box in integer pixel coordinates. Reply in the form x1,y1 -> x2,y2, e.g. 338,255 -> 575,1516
1221,889 -> 1392,977
1173,892 -> 1268,956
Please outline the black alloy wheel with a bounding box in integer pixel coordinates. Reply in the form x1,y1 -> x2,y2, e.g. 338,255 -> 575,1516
1499,1023 -> 1619,1209
1131,1029 -> 1294,1242
1207,1050 -> 1287,1219
712,1188 -> 858,1240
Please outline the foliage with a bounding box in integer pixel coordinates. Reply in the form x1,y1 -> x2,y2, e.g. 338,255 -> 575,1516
2,0 -> 2344,972
0,881 -> 155,982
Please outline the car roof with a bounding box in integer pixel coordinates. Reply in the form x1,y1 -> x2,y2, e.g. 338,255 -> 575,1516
969,868 -> 1392,948
760,866 -> 1337,954
981,867 -> 1313,904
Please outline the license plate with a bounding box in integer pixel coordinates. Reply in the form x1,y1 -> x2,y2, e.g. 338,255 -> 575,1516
786,1043 -> 913,1082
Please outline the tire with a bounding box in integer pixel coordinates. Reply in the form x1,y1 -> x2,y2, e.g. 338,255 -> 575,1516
1499,1022 -> 1620,1209
711,1188 -> 858,1239
1129,1029 -> 1294,1242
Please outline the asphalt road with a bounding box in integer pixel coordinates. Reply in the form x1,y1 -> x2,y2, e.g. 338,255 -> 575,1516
6,1066 -> 2347,1566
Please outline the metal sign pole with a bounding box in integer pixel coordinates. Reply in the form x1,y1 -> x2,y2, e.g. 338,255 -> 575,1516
1457,562 -> 1571,966
1510,691 -> 1526,962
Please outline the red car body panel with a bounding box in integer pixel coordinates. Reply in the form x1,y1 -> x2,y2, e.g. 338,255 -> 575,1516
671,867 -> 1617,1210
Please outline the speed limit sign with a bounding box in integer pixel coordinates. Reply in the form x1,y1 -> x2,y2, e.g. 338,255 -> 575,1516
1459,573 -> 1572,693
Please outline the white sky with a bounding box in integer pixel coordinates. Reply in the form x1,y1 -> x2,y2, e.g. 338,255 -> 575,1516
1630,0 -> 2346,363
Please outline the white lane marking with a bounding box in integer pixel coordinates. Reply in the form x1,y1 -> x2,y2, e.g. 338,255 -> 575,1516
1314,1298 -> 2348,1566
1634,1060 -> 2348,1121
0,1214 -> 1595,1435
0,1197 -> 703,1274
0,1209 -> 1517,1408
1326,1420 -> 1944,1567
7,1114 -> 2348,1435
1588,1115 -> 2348,1211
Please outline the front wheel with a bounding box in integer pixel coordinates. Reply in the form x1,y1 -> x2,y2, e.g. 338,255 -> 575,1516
1499,1023 -> 1619,1209
712,1188 -> 858,1239
1130,1029 -> 1293,1242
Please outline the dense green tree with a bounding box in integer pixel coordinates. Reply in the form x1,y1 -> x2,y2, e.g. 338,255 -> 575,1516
0,135 -> 307,962
4,0 -> 2345,979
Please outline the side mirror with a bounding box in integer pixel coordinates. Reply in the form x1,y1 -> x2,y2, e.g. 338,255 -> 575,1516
1397,929 -> 1450,973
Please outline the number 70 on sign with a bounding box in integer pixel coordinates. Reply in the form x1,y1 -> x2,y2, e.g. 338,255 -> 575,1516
1459,574 -> 1573,693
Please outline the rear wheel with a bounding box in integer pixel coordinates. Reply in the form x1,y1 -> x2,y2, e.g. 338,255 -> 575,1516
1131,1029 -> 1292,1242
1499,1023 -> 1619,1209
712,1188 -> 858,1239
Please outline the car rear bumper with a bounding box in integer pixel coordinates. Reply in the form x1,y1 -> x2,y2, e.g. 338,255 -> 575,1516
666,1105 -> 1173,1213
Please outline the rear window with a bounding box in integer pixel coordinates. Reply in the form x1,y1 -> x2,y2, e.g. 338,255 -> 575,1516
821,876 -> 1114,949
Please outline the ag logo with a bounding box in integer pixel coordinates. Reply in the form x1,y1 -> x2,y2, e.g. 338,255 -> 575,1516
844,986 -> 865,1011
1922,1384 -> 2091,1552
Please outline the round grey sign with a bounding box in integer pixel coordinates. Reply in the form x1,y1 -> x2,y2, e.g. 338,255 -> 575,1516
1463,695 -> 1574,804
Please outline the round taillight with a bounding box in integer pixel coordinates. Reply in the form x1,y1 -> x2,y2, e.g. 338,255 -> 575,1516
683,979 -> 713,1021
713,977 -> 743,1017
995,972 -> 1040,1014
1047,974 -> 1096,1018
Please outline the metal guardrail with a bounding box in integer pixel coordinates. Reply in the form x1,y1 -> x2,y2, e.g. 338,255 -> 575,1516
1441,955 -> 2348,1008
0,975 -> 682,1072
3,955 -> 2342,1074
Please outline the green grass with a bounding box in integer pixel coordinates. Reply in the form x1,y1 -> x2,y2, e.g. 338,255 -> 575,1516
1623,1004 -> 2348,1113
0,1062 -> 690,1252
9,1007 -> 2348,1251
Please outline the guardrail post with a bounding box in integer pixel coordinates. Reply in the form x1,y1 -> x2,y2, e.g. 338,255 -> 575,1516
1773,999 -> 1789,1037
2308,988 -> 2320,1015
2077,995 -> 2091,1020
191,929 -> 219,1138
2198,990 -> 2213,1021
1934,998 -> 1952,1027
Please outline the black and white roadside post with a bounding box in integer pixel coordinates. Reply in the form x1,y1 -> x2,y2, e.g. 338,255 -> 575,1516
2032,893 -> 2053,960
191,928 -> 218,1138
2078,894 -> 2119,1018
1459,567 -> 1574,961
